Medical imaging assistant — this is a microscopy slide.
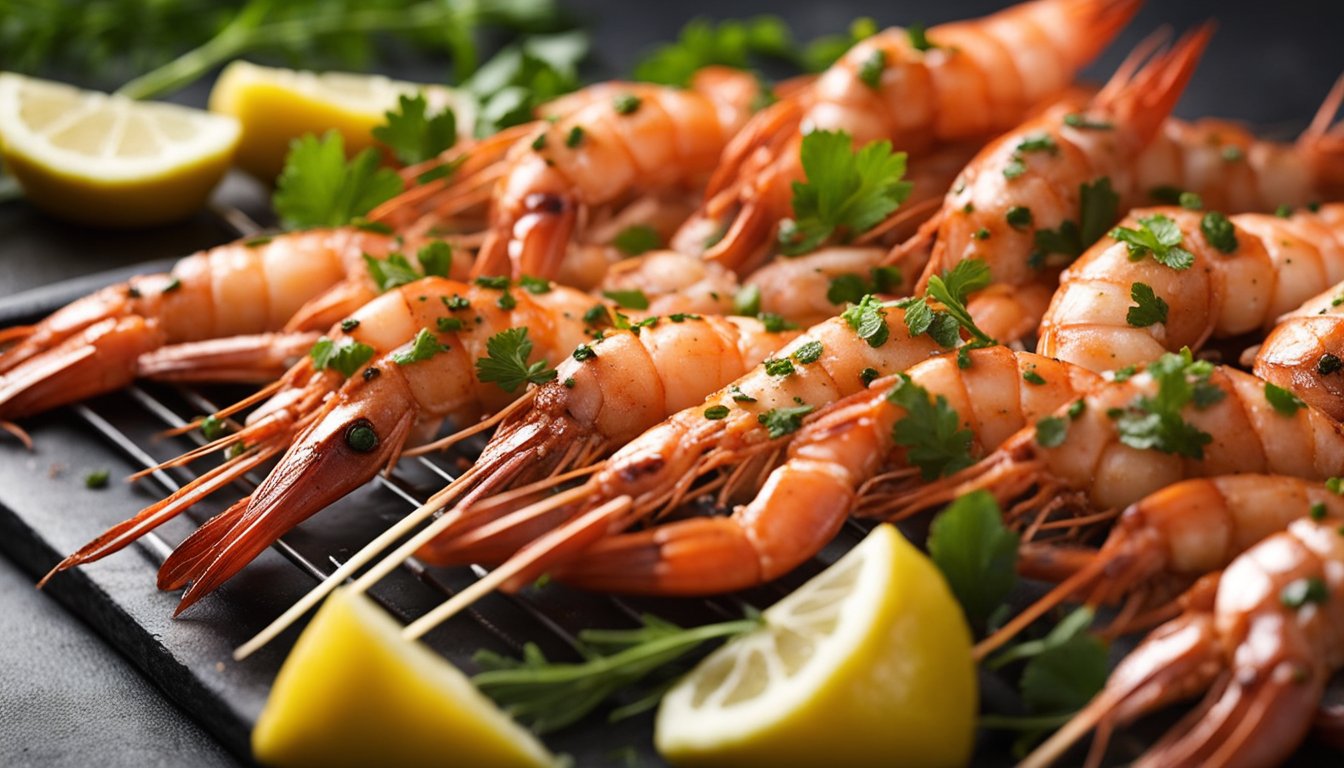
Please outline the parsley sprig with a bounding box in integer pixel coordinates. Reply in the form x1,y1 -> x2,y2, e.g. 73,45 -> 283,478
896,259 -> 996,348
475,328 -> 557,392
1107,349 -> 1223,458
474,612 -> 760,734
887,374 -> 974,480
1110,213 -> 1195,270
362,241 -> 452,292
309,336 -> 376,378
927,490 -> 1018,626
1030,177 -> 1119,267
273,132 -> 404,230
778,130 -> 912,255
372,93 -> 457,166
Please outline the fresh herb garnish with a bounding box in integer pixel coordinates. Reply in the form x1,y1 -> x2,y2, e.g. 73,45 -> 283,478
309,336 -> 376,378
1062,113 -> 1113,130
475,327 -> 557,392
602,289 -> 650,310
611,92 -> 642,115
826,267 -> 901,305
1006,206 -> 1033,230
1126,282 -> 1169,328
905,22 -> 936,52
612,225 -> 662,256
372,93 -> 457,166
897,259 -> 995,348
777,130 -> 912,255
392,328 -> 447,365
632,16 -> 795,86
1265,382 -> 1306,415
888,374 -> 974,480
83,469 -> 110,489
792,340 -> 823,364
1030,177 -> 1118,265
729,385 -> 756,403
1281,577 -> 1329,608
200,415 -> 230,441
858,49 -> 885,88
473,613 -> 759,734
733,284 -> 761,317
758,404 -> 814,438
1319,354 -> 1343,375
416,241 -> 452,277
518,275 -> 551,294
763,358 -> 796,377
1110,213 -> 1195,270
1035,416 -> 1068,447
841,294 -> 890,348
273,132 -> 403,230
704,404 -> 730,420
927,490 -> 1018,626
1107,349 -> 1221,458
1200,211 -> 1238,253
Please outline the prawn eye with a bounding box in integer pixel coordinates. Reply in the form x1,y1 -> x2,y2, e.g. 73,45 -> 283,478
345,420 -> 379,453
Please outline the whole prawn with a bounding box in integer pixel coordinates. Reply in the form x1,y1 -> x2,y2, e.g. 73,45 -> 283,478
881,353 -> 1344,527
979,475 -> 1344,659
462,68 -> 766,282
681,0 -> 1143,273
1039,204 -> 1344,373
1022,516 -> 1344,768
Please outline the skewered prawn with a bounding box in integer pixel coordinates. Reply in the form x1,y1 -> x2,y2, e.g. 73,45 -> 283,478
524,347 -> 1103,595
880,354 -> 1344,527
980,475 -> 1344,659
1022,516 -> 1344,768
682,0 -> 1143,273
462,68 -> 766,282
1039,204 -> 1344,372
42,276 -> 596,602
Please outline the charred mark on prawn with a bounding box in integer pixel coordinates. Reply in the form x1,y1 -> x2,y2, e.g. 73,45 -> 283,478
344,420 -> 379,453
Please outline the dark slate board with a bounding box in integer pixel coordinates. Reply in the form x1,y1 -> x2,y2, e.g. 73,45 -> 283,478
4,1 -> 1344,766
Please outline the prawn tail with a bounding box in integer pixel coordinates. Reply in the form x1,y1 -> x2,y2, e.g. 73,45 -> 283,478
135,332 -> 321,384
1095,24 -> 1214,145
1299,73 -> 1344,199
1053,0 -> 1147,66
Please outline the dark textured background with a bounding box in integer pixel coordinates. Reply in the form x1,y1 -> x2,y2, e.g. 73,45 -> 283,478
2,1 -> 1344,766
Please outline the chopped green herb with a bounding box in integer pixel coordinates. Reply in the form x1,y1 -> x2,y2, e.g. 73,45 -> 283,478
1281,577 -> 1328,608
1265,382 -> 1306,415
1023,369 -> 1046,386
858,49 -> 885,88
1106,349 -> 1219,459
496,291 -> 517,310
764,358 -> 796,377
392,328 -> 447,365
1035,416 -> 1068,448
200,415 -> 229,441
443,294 -> 470,311
792,340 -> 824,364
1318,354 -> 1343,375
860,367 -> 880,387
974,227 -> 991,240
583,304 -> 609,326
436,316 -> 463,332
1312,502 -> 1328,521
474,275 -> 511,290
1016,134 -> 1059,155
729,385 -> 756,403
363,252 -> 422,293
531,132 -> 547,151
899,258 -> 995,348
416,241 -> 452,277
758,404 -> 814,438
563,377 -> 576,389
1126,282 -> 1169,328
602,289 -> 650,310
1276,203 -> 1293,218
1221,145 -> 1245,162
244,235 -> 273,248
842,294 -> 890,348
340,318 -> 361,332
733,284 -> 762,317
83,469 -> 110,489
1006,206 -> 1033,230
1003,157 -> 1027,180
1200,211 -> 1238,253
612,225 -> 662,256
309,336 -> 376,378
1062,113 -> 1113,130
612,93 -> 642,115
888,374 -> 974,480
758,312 -> 796,333
518,275 -> 551,294
565,125 -> 585,147
572,344 -> 596,362
475,327 -> 557,393
827,274 -> 868,306
1179,192 -> 1203,210
1110,213 -> 1195,270
778,130 -> 912,255
905,22 -> 935,52
1330,477 -> 1344,495
1068,399 -> 1086,420
704,404 -> 730,420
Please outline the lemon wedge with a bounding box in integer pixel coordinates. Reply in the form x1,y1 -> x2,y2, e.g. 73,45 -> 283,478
655,524 -> 976,768
209,61 -> 474,180
252,587 -> 557,768
0,72 -> 240,227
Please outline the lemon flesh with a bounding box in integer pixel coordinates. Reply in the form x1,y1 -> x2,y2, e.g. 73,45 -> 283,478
210,61 -> 474,180
0,73 -> 240,227
656,524 -> 976,768
252,587 -> 556,768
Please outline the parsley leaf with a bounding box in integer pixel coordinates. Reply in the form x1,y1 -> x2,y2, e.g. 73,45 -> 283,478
792,340 -> 823,364
1107,349 -> 1219,458
801,17 -> 878,72
273,132 -> 404,230
897,259 -> 995,348
826,267 -> 902,305
612,225 -> 662,256
602,289 -> 650,310
372,93 -> 457,166
309,336 -> 376,378
842,294 -> 890,348
475,328 -> 557,393
1200,211 -> 1238,254
888,374 -> 974,480
392,328 -> 447,365
927,490 -> 1019,626
1126,282 -> 1168,328
1035,416 -> 1068,447
758,404 -> 814,438
1030,177 -> 1118,266
633,16 -> 794,86
733,284 -> 761,317
778,130 -> 912,255
1020,627 -> 1109,716
1110,213 -> 1195,270
1265,382 -> 1306,415
905,22 -> 936,52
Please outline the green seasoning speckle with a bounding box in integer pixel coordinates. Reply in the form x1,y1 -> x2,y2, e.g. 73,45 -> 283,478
792,340 -> 823,364
860,367 -> 880,387
1006,206 -> 1032,230
566,125 -> 585,148
1319,353 -> 1343,375
858,49 -> 885,88
764,358 -> 796,377
84,469 -> 110,489
572,344 -> 597,362
1281,577 -> 1328,608
704,404 -> 730,420
612,93 -> 642,115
